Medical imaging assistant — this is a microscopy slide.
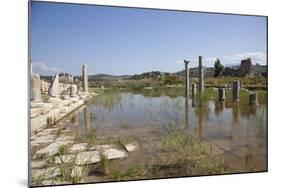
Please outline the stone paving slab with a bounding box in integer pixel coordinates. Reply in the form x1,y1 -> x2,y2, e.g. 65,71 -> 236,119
71,166 -> 84,178
69,143 -> 88,153
32,167 -> 60,180
41,180 -> 70,186
90,144 -> 111,151
102,148 -> 128,160
60,106 -> 69,114
54,154 -> 75,164
62,99 -> 73,106
31,102 -> 45,108
31,139 -> 54,146
124,143 -> 138,152
41,103 -> 54,114
56,135 -> 74,141
36,140 -> 73,157
75,151 -> 100,165
31,160 -> 47,169
31,108 -> 42,118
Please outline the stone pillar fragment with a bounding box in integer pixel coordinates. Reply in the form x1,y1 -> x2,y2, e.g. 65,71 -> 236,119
31,74 -> 41,102
232,80 -> 240,102
191,83 -> 197,98
184,60 -> 190,98
198,56 -> 204,94
218,88 -> 226,101
70,84 -> 77,97
249,92 -> 259,106
82,64 -> 88,93
48,74 -> 59,97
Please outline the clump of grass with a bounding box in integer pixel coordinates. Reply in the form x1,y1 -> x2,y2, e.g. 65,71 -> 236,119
120,120 -> 129,128
56,128 -> 62,137
161,122 -> 226,175
46,117 -> 53,127
196,88 -> 217,102
110,165 -> 147,180
71,115 -> 77,124
99,153 -> 110,175
58,145 -> 68,156
90,112 -> 97,122
73,129 -> 98,145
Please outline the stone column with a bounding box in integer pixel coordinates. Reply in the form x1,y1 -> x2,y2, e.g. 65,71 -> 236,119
30,61 -> 41,102
48,74 -> 59,97
70,84 -> 77,97
191,83 -> 197,98
232,80 -> 240,102
198,56 -> 204,94
218,88 -> 226,101
249,92 -> 259,106
184,60 -> 190,98
82,64 -> 88,93
31,74 -> 41,102
239,80 -> 243,88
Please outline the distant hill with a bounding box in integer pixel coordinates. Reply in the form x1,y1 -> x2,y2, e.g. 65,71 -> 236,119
86,74 -> 132,81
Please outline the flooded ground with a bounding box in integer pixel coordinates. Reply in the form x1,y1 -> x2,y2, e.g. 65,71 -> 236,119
30,88 -> 267,186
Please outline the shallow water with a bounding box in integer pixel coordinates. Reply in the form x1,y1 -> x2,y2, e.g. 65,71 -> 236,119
60,88 -> 267,179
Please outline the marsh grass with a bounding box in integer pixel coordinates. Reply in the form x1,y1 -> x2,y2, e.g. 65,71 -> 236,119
161,122 -> 226,175
196,88 -> 217,102
71,115 -> 77,124
73,129 -> 98,146
110,164 -> 147,180
46,117 -> 53,127
99,153 -> 110,175
119,120 -> 129,128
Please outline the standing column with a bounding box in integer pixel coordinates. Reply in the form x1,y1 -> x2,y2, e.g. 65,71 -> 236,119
82,64 -> 88,93
198,56 -> 204,94
249,92 -> 259,106
232,80 -> 240,102
218,87 -> 226,101
184,60 -> 190,98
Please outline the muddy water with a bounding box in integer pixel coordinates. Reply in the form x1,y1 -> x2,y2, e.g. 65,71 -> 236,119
60,88 -> 267,180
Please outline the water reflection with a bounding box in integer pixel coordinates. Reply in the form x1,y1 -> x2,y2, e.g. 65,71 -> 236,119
83,105 -> 90,129
184,96 -> 189,128
61,88 -> 267,173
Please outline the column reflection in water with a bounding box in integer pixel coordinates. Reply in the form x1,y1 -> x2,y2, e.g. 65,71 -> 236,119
214,101 -> 225,116
71,111 -> 79,127
195,100 -> 203,139
184,96 -> 189,128
231,103 -> 239,139
192,96 -> 196,108
83,105 -> 90,130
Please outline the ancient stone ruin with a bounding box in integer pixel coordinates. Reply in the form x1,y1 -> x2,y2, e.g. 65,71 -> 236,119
232,80 -> 240,102
198,56 -> 204,94
30,64 -> 93,132
82,64 -> 88,93
31,63 -> 42,102
48,74 -> 60,98
249,92 -> 259,106
184,60 -> 190,98
218,87 -> 226,101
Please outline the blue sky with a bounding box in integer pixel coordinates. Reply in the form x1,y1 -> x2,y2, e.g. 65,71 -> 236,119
31,2 -> 267,76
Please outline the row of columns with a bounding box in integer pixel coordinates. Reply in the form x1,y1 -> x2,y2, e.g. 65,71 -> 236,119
30,63 -> 89,102
184,56 -> 258,106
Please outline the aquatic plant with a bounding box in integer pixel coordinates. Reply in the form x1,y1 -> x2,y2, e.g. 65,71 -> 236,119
99,153 -> 110,175
161,122 -> 226,175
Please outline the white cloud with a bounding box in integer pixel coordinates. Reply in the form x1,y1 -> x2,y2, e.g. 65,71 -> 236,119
32,62 -> 60,76
223,51 -> 266,64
